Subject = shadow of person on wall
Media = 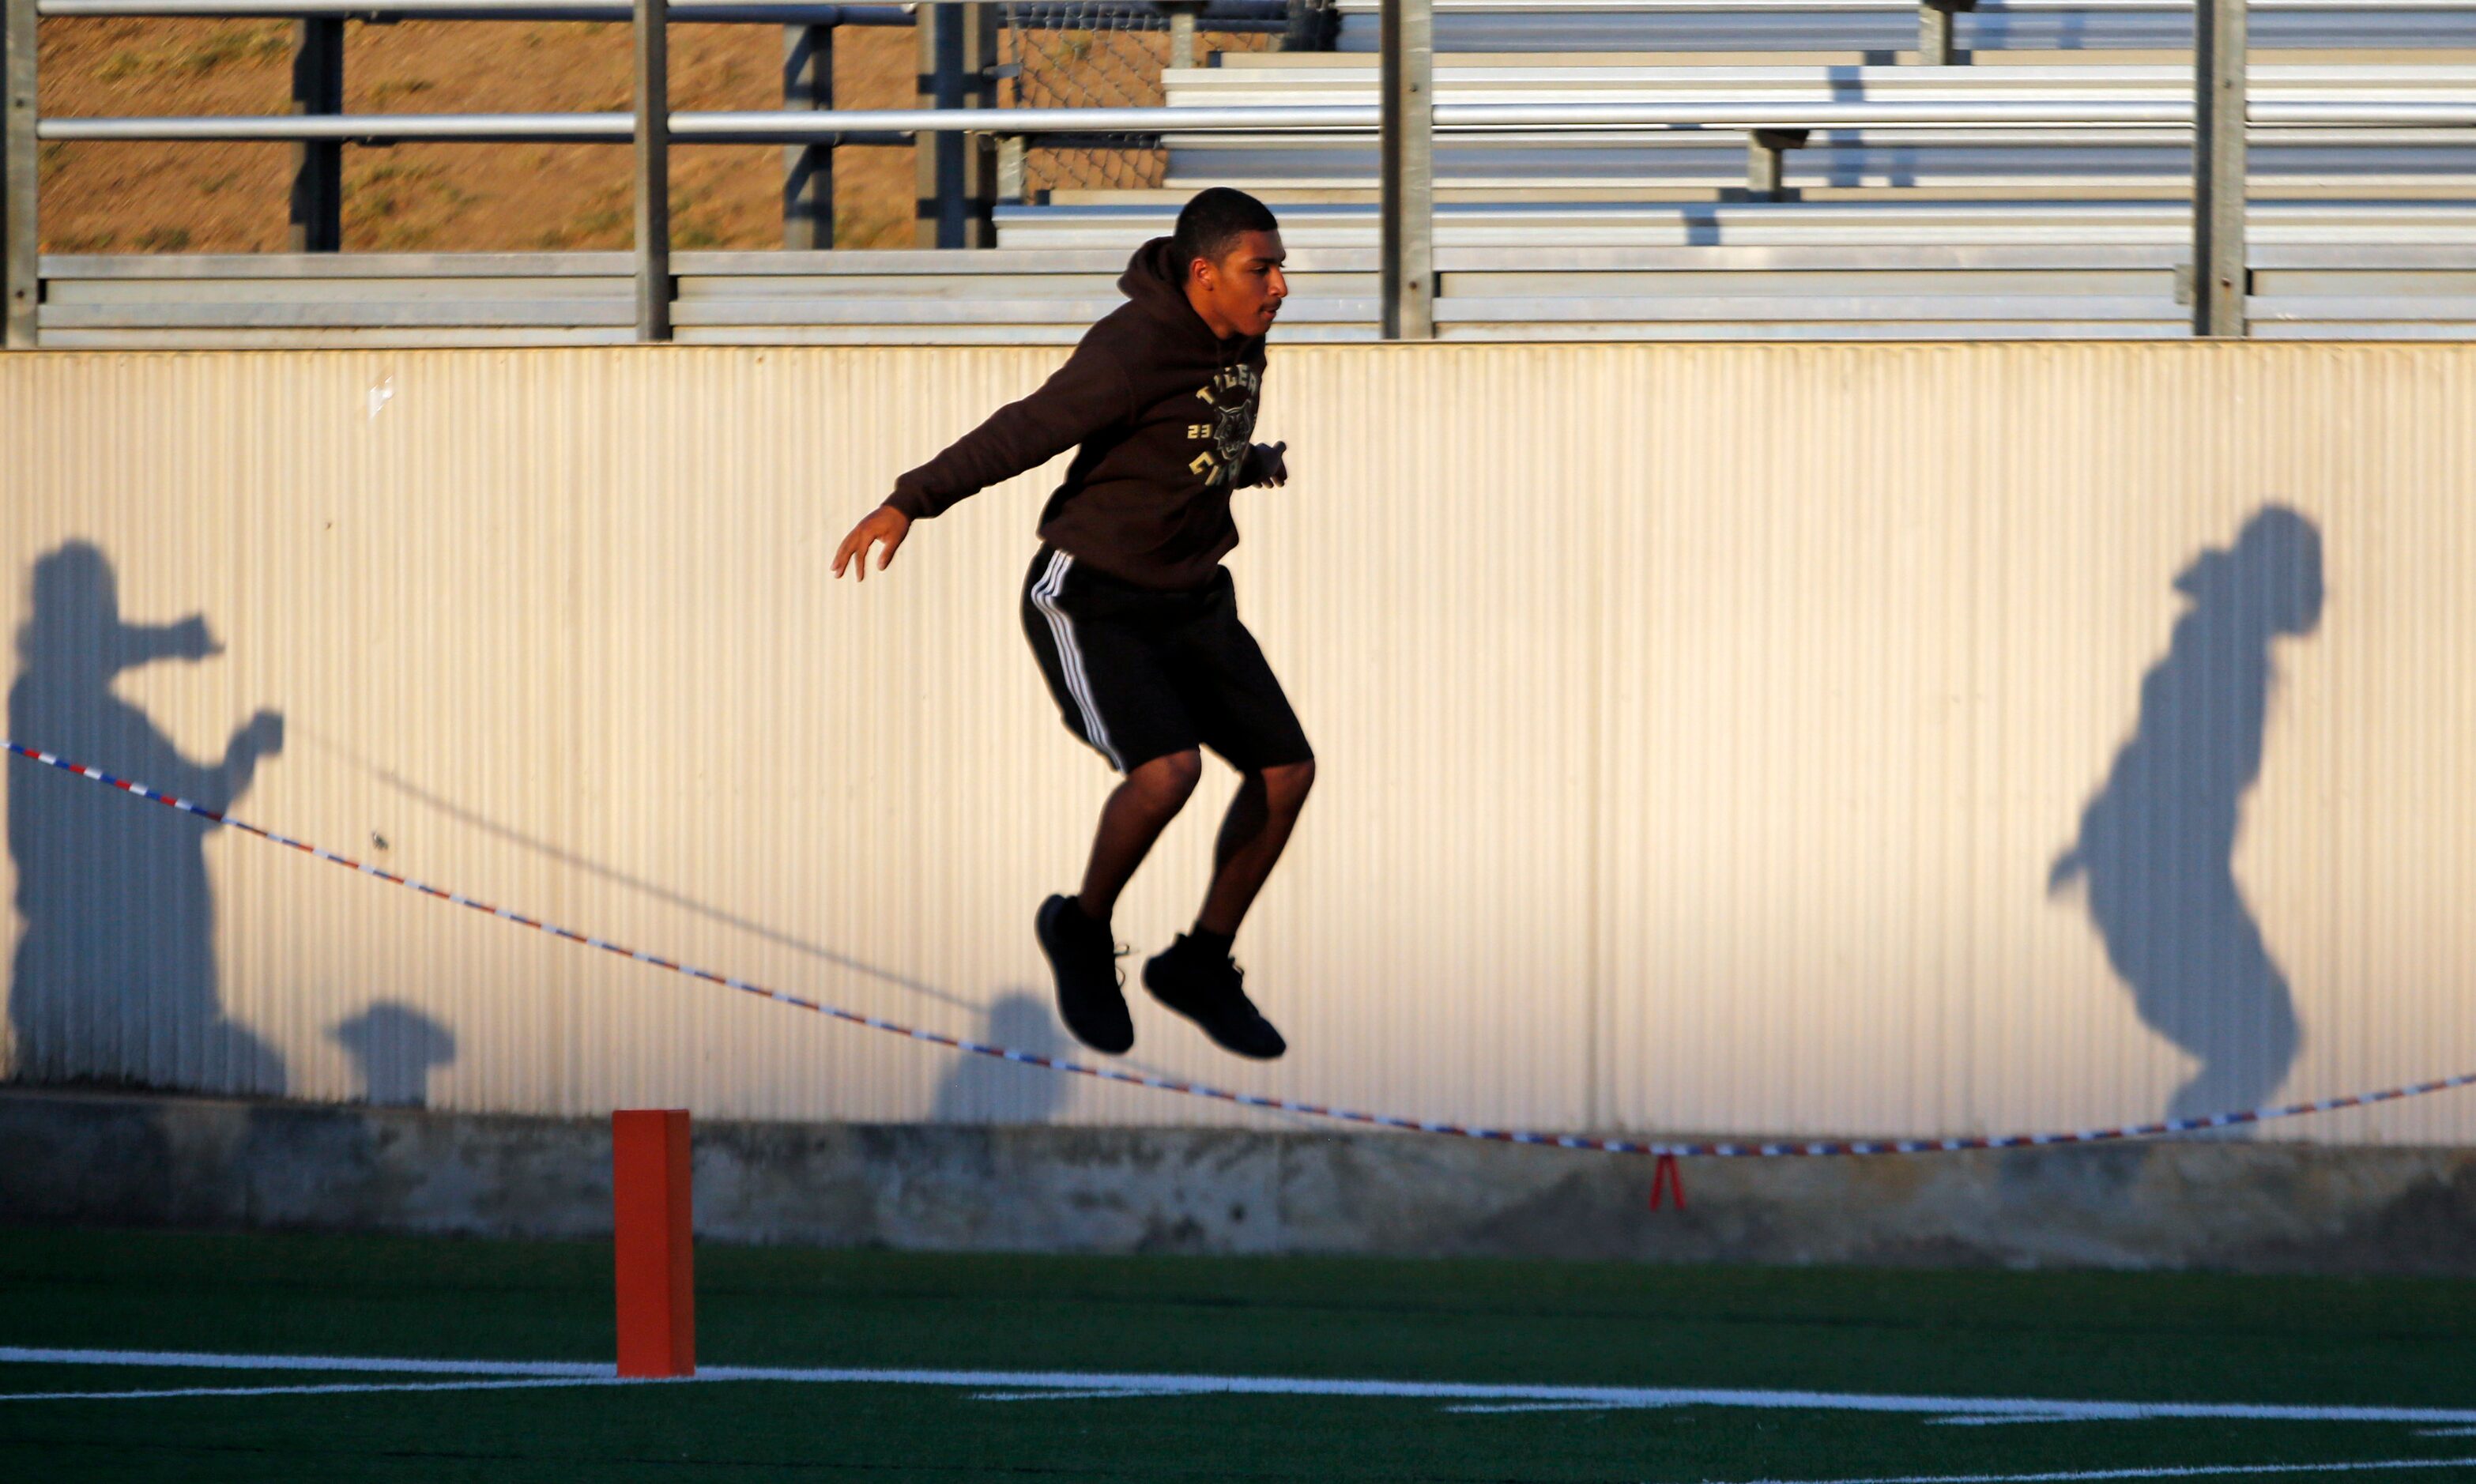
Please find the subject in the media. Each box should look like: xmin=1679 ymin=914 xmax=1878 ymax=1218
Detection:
xmin=2050 ymin=507 xmax=2324 ymax=1123
xmin=8 ymin=542 xmax=287 ymax=1092
xmin=330 ymin=1003 xmax=457 ymax=1107
xmin=932 ymin=991 xmax=1071 ymax=1124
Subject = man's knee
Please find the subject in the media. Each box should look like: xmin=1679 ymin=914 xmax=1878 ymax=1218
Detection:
xmin=1129 ymin=749 xmax=1204 ymax=809
xmin=1261 ymin=757 xmax=1315 ymax=812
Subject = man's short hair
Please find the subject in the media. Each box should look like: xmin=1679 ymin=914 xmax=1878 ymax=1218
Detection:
xmin=1172 ymin=188 xmax=1279 ymax=277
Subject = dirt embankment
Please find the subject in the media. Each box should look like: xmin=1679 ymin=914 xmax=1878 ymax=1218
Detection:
xmin=36 ymin=16 xmax=920 ymax=251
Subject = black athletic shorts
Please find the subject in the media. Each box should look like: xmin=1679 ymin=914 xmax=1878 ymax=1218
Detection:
xmin=1020 ymin=545 xmax=1313 ymax=775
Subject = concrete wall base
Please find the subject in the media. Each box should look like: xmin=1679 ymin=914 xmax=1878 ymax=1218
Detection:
xmin=5 ymin=1088 xmax=2473 ymax=1274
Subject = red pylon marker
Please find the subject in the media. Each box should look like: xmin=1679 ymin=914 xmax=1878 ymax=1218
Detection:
xmin=1647 ymin=1152 xmax=1688 ymax=1211
xmin=613 ymin=1109 xmax=695 ymax=1377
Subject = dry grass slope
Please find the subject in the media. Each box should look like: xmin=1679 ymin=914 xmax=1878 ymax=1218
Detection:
xmin=36 ymin=16 xmax=921 ymax=252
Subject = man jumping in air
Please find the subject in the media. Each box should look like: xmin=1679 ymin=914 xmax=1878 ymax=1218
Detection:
xmin=831 ymin=187 xmax=1312 ymax=1062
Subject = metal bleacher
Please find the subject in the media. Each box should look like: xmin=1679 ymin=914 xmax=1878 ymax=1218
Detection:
xmin=1156 ymin=55 xmax=2476 ymax=195
xmin=34 ymin=249 xmax=1228 ymax=348
xmin=989 ymin=198 xmax=2476 ymax=340
xmin=983 ymin=4 xmax=2476 ymax=341
xmin=30 ymin=2 xmax=2476 ymax=345
xmin=1324 ymin=0 xmax=2476 ymax=55
xmin=47 ymin=198 xmax=2476 ymax=347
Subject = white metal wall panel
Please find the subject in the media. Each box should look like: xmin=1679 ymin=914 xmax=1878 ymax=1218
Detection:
xmin=2 ymin=344 xmax=2472 ymax=1147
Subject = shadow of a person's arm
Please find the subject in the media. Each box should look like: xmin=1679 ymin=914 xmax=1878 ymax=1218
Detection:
xmin=111 ymin=613 xmax=219 ymax=672
xmin=110 ymin=612 xmax=285 ymax=814
xmin=210 ymin=710 xmax=285 ymax=815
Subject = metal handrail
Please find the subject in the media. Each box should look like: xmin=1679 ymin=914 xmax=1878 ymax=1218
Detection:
xmin=34 ymin=0 xmax=1297 ymax=16
xmin=1330 ymin=0 xmax=2476 ymax=11
xmin=35 ymin=0 xmax=914 ymax=14
xmin=38 ymin=97 xmax=2476 ymax=140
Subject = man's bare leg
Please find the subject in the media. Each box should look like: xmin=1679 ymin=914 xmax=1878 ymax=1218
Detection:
xmin=1076 ymin=749 xmax=1203 ymax=924
xmin=1140 ymin=759 xmax=1313 ymax=1060
xmin=1195 ymin=759 xmax=1316 ymax=937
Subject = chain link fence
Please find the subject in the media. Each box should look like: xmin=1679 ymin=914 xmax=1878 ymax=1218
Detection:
xmin=999 ymin=2 xmax=1332 ymax=196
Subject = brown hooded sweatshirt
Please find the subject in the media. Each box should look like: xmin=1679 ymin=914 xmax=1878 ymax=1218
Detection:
xmin=886 ymin=237 xmax=1269 ymax=592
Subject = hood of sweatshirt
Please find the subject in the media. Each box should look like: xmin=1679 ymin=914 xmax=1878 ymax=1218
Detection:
xmin=1119 ymin=236 xmax=1257 ymax=360
xmin=888 ymin=234 xmax=1272 ymax=590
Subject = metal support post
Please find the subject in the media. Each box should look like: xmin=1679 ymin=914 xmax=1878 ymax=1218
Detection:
xmin=782 ymin=21 xmax=832 ymax=248
xmin=1166 ymin=2 xmax=1202 ymax=70
xmin=1378 ymin=0 xmax=1431 ymax=341
xmin=635 ymin=0 xmax=671 ymax=340
xmin=996 ymin=134 xmax=1027 ymax=204
xmin=964 ymin=1 xmax=997 ymax=243
xmin=914 ymin=2 xmax=996 ymax=248
xmin=4 ymin=0 xmax=37 ymax=348
xmin=1918 ymin=0 xmax=1974 ymax=66
xmin=288 ymin=17 xmax=344 ymax=251
xmin=1747 ymin=129 xmax=1806 ymax=200
xmin=2192 ymin=0 xmax=2247 ymax=337
xmin=912 ymin=4 xmax=940 ymax=247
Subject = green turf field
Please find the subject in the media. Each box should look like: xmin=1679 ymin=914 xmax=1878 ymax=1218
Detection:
xmin=6 ymin=1225 xmax=2476 ymax=1482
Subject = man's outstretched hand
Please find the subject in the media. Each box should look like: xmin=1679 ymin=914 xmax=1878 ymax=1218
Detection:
xmin=833 ymin=503 xmax=913 ymax=581
xmin=1246 ymin=442 xmax=1290 ymax=488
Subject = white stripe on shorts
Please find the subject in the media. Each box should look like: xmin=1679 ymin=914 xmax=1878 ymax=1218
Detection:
xmin=1031 ymin=551 xmax=1125 ymax=770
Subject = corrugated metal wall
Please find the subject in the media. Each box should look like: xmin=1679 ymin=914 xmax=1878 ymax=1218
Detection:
xmin=3 ymin=344 xmax=2474 ymax=1145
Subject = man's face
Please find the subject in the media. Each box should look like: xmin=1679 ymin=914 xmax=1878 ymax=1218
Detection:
xmin=1191 ymin=229 xmax=1287 ymax=338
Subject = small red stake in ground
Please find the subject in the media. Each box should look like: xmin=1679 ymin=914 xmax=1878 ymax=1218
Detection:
xmin=613 ymin=1109 xmax=695 ymax=1377
xmin=1648 ymin=1153 xmax=1688 ymax=1211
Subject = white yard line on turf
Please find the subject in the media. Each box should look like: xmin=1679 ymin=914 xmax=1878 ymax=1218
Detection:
xmin=1930 ymin=1414 xmax=2109 ymax=1426
xmin=689 ymin=1369 xmax=2476 ymax=1426
xmin=6 ymin=1348 xmax=2476 ymax=1428
xmin=970 ymin=1389 xmax=1171 ymax=1402
xmin=0 ymin=1347 xmax=604 ymax=1378
xmin=0 ymin=1378 xmax=639 ymax=1403
xmin=1447 ymin=1402 xmax=1634 ymax=1414
xmin=1732 ymin=1460 xmax=2476 ymax=1484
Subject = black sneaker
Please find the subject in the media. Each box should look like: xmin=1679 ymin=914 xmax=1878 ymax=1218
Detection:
xmin=1142 ymin=936 xmax=1286 ymax=1060
xmin=1036 ymin=895 xmax=1132 ymax=1054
